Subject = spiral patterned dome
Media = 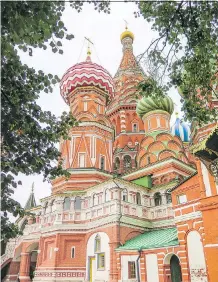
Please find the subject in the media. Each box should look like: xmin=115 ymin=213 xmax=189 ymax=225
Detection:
xmin=60 ymin=57 xmax=114 ymax=104
xmin=171 ymin=115 xmax=191 ymax=142
xmin=136 ymin=96 xmax=174 ymax=118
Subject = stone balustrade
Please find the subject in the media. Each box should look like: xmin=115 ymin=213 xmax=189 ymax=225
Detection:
xmin=121 ymin=201 xmax=173 ymax=220
xmin=20 ymin=200 xmax=174 ymax=235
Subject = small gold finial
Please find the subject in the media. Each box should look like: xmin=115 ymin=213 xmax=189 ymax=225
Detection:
xmin=85 ymin=37 xmax=93 ymax=57
xmin=87 ymin=46 xmax=91 ymax=56
xmin=31 ymin=182 xmax=34 ymax=193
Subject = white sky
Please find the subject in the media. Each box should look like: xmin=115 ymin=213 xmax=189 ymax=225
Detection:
xmin=12 ymin=2 xmax=182 ymax=216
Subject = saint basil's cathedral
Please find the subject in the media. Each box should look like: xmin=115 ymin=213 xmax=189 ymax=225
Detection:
xmin=1 ymin=27 xmax=218 ymax=282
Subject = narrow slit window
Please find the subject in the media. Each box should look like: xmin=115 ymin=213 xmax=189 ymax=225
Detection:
xmin=133 ymin=123 xmax=138 ymax=132
xmin=71 ymin=247 xmax=75 ymax=258
xmin=100 ymin=156 xmax=105 ymax=170
xmin=95 ymin=234 xmax=101 ymax=253
xmin=84 ymin=101 xmax=88 ymax=111
xmin=79 ymin=153 xmax=85 ymax=168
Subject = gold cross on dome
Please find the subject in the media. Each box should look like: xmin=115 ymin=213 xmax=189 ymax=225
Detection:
xmin=84 ymin=37 xmax=94 ymax=47
xmin=84 ymin=37 xmax=94 ymax=56
xmin=124 ymin=19 xmax=128 ymax=30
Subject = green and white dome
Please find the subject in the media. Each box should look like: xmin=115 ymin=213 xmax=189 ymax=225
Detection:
xmin=136 ymin=96 xmax=174 ymax=118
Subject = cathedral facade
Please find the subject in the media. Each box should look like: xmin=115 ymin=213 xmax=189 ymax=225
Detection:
xmin=1 ymin=28 xmax=218 ymax=282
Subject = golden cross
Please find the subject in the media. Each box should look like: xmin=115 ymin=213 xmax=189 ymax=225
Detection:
xmin=124 ymin=19 xmax=128 ymax=30
xmin=84 ymin=37 xmax=94 ymax=56
xmin=84 ymin=37 xmax=94 ymax=47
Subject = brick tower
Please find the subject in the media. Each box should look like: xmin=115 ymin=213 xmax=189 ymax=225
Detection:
xmin=52 ymin=47 xmax=115 ymax=193
xmin=106 ymin=27 xmax=146 ymax=175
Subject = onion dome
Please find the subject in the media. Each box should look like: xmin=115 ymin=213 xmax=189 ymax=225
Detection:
xmin=120 ymin=28 xmax=134 ymax=41
xmin=171 ymin=113 xmax=191 ymax=142
xmin=60 ymin=52 xmax=114 ymax=104
xmin=136 ymin=96 xmax=174 ymax=118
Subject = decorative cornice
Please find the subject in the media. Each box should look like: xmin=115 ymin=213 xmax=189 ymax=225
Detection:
xmin=142 ymin=110 xmax=170 ymax=120
xmin=122 ymin=157 xmax=196 ymax=180
xmin=79 ymin=121 xmax=114 ymax=132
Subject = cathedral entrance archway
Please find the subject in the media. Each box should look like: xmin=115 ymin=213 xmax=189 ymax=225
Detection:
xmin=163 ymin=253 xmax=182 ymax=282
xmin=170 ymin=255 xmax=182 ymax=282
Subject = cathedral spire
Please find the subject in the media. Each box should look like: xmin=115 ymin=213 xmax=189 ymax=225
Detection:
xmin=114 ymin=26 xmax=144 ymax=80
xmin=24 ymin=182 xmax=37 ymax=210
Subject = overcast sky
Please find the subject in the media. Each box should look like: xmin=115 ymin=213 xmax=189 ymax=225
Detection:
xmin=12 ymin=2 xmax=182 ymax=216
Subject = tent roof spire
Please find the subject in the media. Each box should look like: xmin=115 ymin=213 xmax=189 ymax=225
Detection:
xmin=24 ymin=182 xmax=37 ymax=210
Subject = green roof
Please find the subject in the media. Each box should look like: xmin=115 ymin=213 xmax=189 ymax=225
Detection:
xmin=131 ymin=175 xmax=152 ymax=188
xmin=117 ymin=228 xmax=178 ymax=250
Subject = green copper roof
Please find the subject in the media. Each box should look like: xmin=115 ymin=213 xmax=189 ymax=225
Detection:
xmin=131 ymin=175 xmax=152 ymax=188
xmin=117 ymin=228 xmax=178 ymax=250
xmin=136 ymin=96 xmax=174 ymax=118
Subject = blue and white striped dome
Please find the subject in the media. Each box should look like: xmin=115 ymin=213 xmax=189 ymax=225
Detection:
xmin=171 ymin=115 xmax=191 ymax=142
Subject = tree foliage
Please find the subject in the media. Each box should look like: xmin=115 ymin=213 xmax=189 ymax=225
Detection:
xmin=135 ymin=1 xmax=218 ymax=124
xmin=1 ymin=1 xmax=77 ymax=242
xmin=1 ymin=0 xmax=111 ymax=243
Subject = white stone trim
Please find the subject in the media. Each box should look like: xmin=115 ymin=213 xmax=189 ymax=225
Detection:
xmin=174 ymin=211 xmax=202 ymax=223
xmin=174 ymin=202 xmax=199 ymax=212
xmin=204 ymin=244 xmax=218 ymax=248
xmin=201 ymin=161 xmax=212 ymax=197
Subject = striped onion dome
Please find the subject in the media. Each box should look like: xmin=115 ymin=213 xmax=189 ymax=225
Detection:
xmin=136 ymin=96 xmax=174 ymax=118
xmin=60 ymin=56 xmax=114 ymax=104
xmin=171 ymin=115 xmax=191 ymax=142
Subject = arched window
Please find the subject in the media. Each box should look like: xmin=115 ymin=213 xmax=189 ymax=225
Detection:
xmin=166 ymin=193 xmax=172 ymax=204
xmin=154 ymin=192 xmax=162 ymax=206
xmin=114 ymin=157 xmax=120 ymax=170
xmin=147 ymin=156 xmax=151 ymax=164
xmin=93 ymin=194 xmax=99 ymax=206
xmin=63 ymin=197 xmax=71 ymax=211
xmin=136 ymin=192 xmax=141 ymax=205
xmin=124 ymin=155 xmax=132 ymax=171
xmin=105 ymin=189 xmax=110 ymax=202
xmin=44 ymin=202 xmax=48 ymax=214
xmin=100 ymin=156 xmax=105 ymax=170
xmin=84 ymin=101 xmax=88 ymax=111
xmin=95 ymin=234 xmax=101 ymax=253
xmin=74 ymin=197 xmax=81 ymax=210
xmin=122 ymin=189 xmax=128 ymax=202
xmin=51 ymin=200 xmax=55 ymax=212
xmin=132 ymin=123 xmax=138 ymax=132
